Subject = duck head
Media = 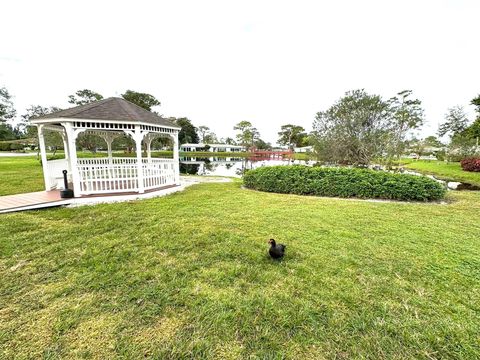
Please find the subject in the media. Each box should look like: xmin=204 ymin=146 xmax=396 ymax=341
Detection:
xmin=268 ymin=239 xmax=276 ymax=246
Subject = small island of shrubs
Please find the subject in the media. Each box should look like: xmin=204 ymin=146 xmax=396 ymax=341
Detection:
xmin=243 ymin=166 xmax=446 ymax=202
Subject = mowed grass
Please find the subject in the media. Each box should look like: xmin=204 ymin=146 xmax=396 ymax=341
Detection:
xmin=0 ymin=156 xmax=45 ymax=196
xmin=1 ymin=181 xmax=480 ymax=359
xmin=403 ymin=160 xmax=480 ymax=186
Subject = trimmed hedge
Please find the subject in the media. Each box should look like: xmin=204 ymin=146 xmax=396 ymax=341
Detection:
xmin=0 ymin=142 xmax=27 ymax=151
xmin=243 ymin=166 xmax=446 ymax=201
xmin=460 ymin=158 xmax=480 ymax=172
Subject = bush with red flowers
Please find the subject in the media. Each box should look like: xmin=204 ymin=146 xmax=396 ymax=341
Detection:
xmin=460 ymin=158 xmax=480 ymax=172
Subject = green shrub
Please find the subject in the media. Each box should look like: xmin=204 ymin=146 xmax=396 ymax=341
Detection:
xmin=243 ymin=166 xmax=446 ymax=201
xmin=0 ymin=142 xmax=11 ymax=151
xmin=0 ymin=141 xmax=27 ymax=151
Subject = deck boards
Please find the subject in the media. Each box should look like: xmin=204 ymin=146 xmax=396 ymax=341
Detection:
xmin=0 ymin=185 xmax=180 ymax=214
xmin=0 ymin=190 xmax=64 ymax=212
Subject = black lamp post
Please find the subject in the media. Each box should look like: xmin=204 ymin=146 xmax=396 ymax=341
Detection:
xmin=60 ymin=170 xmax=74 ymax=198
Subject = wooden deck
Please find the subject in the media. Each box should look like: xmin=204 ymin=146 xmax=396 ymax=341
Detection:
xmin=0 ymin=190 xmax=68 ymax=214
xmin=0 ymin=184 xmax=181 ymax=214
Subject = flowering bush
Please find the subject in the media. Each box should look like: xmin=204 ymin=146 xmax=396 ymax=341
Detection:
xmin=460 ymin=158 xmax=480 ymax=172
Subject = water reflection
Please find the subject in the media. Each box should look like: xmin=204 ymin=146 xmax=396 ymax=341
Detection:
xmin=179 ymin=156 xmax=312 ymax=177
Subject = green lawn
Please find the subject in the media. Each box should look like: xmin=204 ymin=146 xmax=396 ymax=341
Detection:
xmin=1 ymin=180 xmax=480 ymax=358
xmin=1 ymin=156 xmax=480 ymax=358
xmin=402 ymin=160 xmax=480 ymax=186
xmin=0 ymin=157 xmax=45 ymax=196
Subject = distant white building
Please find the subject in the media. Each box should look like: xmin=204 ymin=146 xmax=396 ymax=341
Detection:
xmin=293 ymin=146 xmax=313 ymax=153
xmin=180 ymin=143 xmax=246 ymax=152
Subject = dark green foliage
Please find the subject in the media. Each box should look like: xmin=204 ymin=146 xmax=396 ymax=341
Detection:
xmin=471 ymin=94 xmax=480 ymax=113
xmin=121 ymin=90 xmax=160 ymax=111
xmin=0 ymin=123 xmax=17 ymax=141
xmin=175 ymin=117 xmax=199 ymax=144
xmin=68 ymin=89 xmax=103 ymax=106
xmin=243 ymin=165 xmax=446 ymax=201
xmin=0 ymin=87 xmax=16 ymax=123
xmin=0 ymin=139 xmax=35 ymax=151
xmin=277 ymin=124 xmax=307 ymax=149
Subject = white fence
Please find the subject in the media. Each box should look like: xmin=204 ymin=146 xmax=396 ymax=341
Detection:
xmin=142 ymin=158 xmax=176 ymax=191
xmin=45 ymin=159 xmax=69 ymax=190
xmin=76 ymin=157 xmax=176 ymax=195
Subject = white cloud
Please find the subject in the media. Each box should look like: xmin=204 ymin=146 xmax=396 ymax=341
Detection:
xmin=1 ymin=0 xmax=479 ymax=144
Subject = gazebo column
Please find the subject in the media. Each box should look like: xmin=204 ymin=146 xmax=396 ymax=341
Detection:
xmin=172 ymin=132 xmax=180 ymax=185
xmin=60 ymin=131 xmax=71 ymax=173
xmin=64 ymin=123 xmax=82 ymax=197
xmin=133 ymin=125 xmax=145 ymax=193
xmin=37 ymin=125 xmax=50 ymax=190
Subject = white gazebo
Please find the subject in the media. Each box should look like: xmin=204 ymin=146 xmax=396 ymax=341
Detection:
xmin=30 ymin=97 xmax=181 ymax=198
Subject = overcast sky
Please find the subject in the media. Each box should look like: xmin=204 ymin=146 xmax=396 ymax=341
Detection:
xmin=1 ymin=0 xmax=479 ymax=144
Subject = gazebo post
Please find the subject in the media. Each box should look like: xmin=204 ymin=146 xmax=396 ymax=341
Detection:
xmin=172 ymin=132 xmax=180 ymax=185
xmin=134 ymin=125 xmax=145 ymax=193
xmin=64 ymin=123 xmax=81 ymax=197
xmin=37 ymin=125 xmax=50 ymax=190
xmin=60 ymin=131 xmax=71 ymax=174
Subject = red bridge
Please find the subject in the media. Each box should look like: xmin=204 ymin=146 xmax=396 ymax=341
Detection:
xmin=249 ymin=148 xmax=293 ymax=160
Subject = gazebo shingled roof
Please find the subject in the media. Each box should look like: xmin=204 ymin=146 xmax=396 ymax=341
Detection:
xmin=35 ymin=97 xmax=180 ymax=129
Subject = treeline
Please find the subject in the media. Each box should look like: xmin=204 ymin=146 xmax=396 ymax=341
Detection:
xmin=2 ymin=85 xmax=479 ymax=160
xmin=0 ymin=84 xmax=311 ymax=153
xmin=0 ymin=88 xmax=166 ymax=153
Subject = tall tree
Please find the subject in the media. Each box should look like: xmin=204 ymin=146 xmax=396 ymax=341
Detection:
xmin=121 ymin=90 xmax=160 ymax=111
xmin=471 ymin=94 xmax=480 ymax=113
xmin=224 ymin=137 xmax=236 ymax=145
xmin=438 ymin=106 xmax=469 ymax=138
xmin=204 ymin=131 xmax=217 ymax=144
xmin=20 ymin=105 xmax=64 ymax=155
xmin=254 ymin=138 xmax=272 ymax=150
xmin=312 ymin=89 xmax=392 ymax=165
xmin=174 ymin=117 xmax=199 ymax=144
xmin=388 ymin=90 xmax=424 ymax=159
xmin=234 ymin=121 xmax=259 ymax=149
xmin=68 ymin=89 xmax=103 ymax=106
xmin=466 ymin=118 xmax=480 ymax=149
xmin=198 ymin=125 xmax=210 ymax=143
xmin=277 ymin=124 xmax=307 ymax=149
xmin=423 ymin=135 xmax=444 ymax=148
xmin=0 ymin=87 xmax=16 ymax=123
xmin=0 ymin=87 xmax=17 ymax=141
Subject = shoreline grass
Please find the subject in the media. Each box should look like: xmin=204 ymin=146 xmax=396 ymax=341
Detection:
xmin=401 ymin=160 xmax=480 ymax=186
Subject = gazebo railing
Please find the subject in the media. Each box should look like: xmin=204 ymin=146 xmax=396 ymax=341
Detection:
xmin=75 ymin=157 xmax=176 ymax=195
xmin=45 ymin=159 xmax=69 ymax=190
xmin=77 ymin=157 xmax=138 ymax=165
xmin=142 ymin=159 xmax=176 ymax=190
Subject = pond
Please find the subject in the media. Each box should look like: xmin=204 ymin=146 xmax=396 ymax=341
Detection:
xmin=180 ymin=156 xmax=314 ymax=177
